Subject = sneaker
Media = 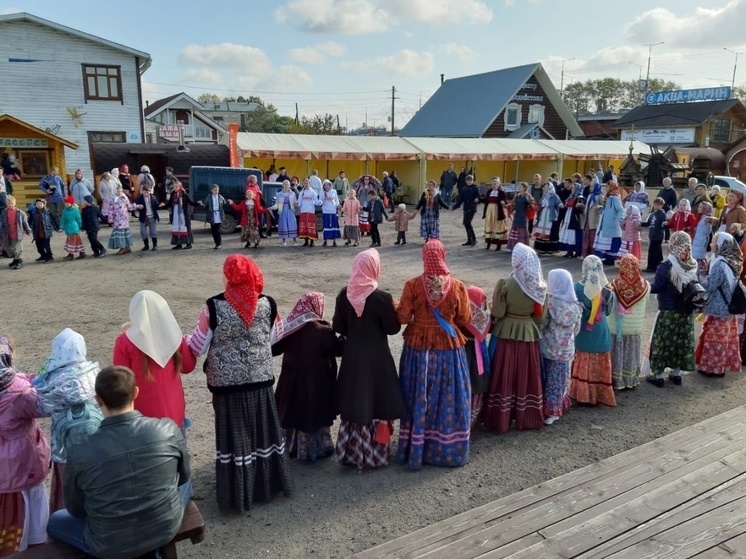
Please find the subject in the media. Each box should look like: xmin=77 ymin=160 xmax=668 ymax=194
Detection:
xmin=184 ymin=244 xmax=192 ymax=250
xmin=213 ymin=245 xmax=221 ymax=250
xmin=543 ymin=416 xmax=559 ymax=425
xmin=45 ymin=256 xmax=54 ymax=262
xmin=461 ymin=241 xmax=471 ymax=246
xmin=64 ymin=254 xmax=74 ymax=261
xmin=172 ymin=245 xmax=182 ymax=250
xmin=646 ymin=376 xmax=665 ymax=388
xmin=11 ymin=261 xmax=22 ymax=270
xmin=35 ymin=256 xmax=45 ymax=262
xmin=99 ymin=249 xmax=107 ymax=257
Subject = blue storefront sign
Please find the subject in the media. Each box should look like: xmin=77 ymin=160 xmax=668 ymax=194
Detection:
xmin=645 ymin=87 xmax=732 ymax=105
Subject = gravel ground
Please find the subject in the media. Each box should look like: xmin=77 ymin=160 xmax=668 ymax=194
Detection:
xmin=8 ymin=210 xmax=744 ymax=559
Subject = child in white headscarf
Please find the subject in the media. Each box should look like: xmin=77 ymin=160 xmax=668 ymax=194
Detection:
xmin=540 ymin=269 xmax=582 ymax=425
xmin=34 ymin=328 xmax=101 ymax=511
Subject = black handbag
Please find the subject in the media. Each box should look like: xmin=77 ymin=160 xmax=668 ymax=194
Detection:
xmin=718 ymin=281 xmax=746 ymax=315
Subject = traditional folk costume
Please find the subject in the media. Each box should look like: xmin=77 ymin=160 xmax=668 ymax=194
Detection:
xmin=594 ymin=183 xmax=624 ymax=265
xmin=460 ymin=286 xmax=492 ymax=429
xmin=558 ymin=184 xmax=585 ymax=258
xmin=534 ymin=185 xmax=561 ymax=254
xmin=396 ymin=240 xmax=472 ymax=470
xmin=332 ymin=249 xmax=405 ymax=470
xmin=618 ymin=205 xmax=642 ymax=260
xmin=648 ymin=232 xmax=697 ymax=386
xmin=298 ymin=187 xmax=319 ymax=241
xmin=540 ymin=270 xmax=582 ymax=424
xmin=669 ymin=200 xmax=697 ymax=234
xmin=692 ymin=202 xmax=714 ymax=283
xmin=60 ymin=199 xmax=85 ymax=257
xmin=608 ymin=255 xmax=650 ymax=390
xmin=167 ymin=185 xmax=198 ymax=249
xmin=320 ymin=184 xmax=341 ymax=242
xmin=230 ymin=195 xmax=262 ymax=249
xmin=273 ymin=292 xmax=343 ymax=461
xmin=482 ymin=184 xmax=508 ymax=249
xmin=415 ymin=191 xmax=449 ymax=241
xmin=0 ymin=335 xmax=51 ymax=556
xmin=507 ymin=191 xmax=533 ymax=250
xmin=107 ymin=192 xmax=138 ymax=251
xmin=696 ymin=233 xmax=743 ymax=377
xmin=276 ymin=189 xmax=298 ymax=242
xmin=188 ymin=255 xmax=292 ymax=513
xmin=483 ymin=243 xmax=547 ymax=433
xmin=570 ymin=256 xmax=617 ymax=407
xmin=581 ymin=182 xmax=603 ymax=257
xmin=342 ymin=195 xmax=361 ymax=245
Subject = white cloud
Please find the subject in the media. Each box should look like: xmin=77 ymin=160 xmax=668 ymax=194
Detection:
xmin=625 ymin=1 xmax=746 ymax=48
xmin=183 ymin=68 xmax=223 ymax=85
xmin=278 ymin=65 xmax=313 ymax=87
xmin=439 ymin=43 xmax=479 ymax=65
xmin=274 ymin=0 xmax=491 ymax=33
xmin=289 ymin=41 xmax=346 ymax=65
xmin=178 ymin=43 xmax=272 ymax=75
xmin=343 ymin=49 xmax=434 ymax=76
xmin=275 ymin=0 xmax=391 ymax=34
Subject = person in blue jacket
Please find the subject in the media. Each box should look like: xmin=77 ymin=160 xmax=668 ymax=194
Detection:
xmin=39 ymin=166 xmax=66 ymax=223
xmin=594 ymin=182 xmax=624 ymax=265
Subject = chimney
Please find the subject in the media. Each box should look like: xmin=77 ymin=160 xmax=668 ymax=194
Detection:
xmin=440 ymin=74 xmax=445 ymax=85
xmin=145 ymin=100 xmax=149 ymax=107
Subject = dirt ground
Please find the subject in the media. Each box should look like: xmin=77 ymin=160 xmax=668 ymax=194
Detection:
xmin=9 ymin=210 xmax=745 ymax=559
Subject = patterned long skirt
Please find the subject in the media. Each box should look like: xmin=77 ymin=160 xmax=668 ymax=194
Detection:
xmin=570 ymin=351 xmax=616 ymax=406
xmin=64 ymin=233 xmax=84 ymax=254
xmin=542 ymin=357 xmax=572 ymax=418
xmin=0 ymin=483 xmax=48 ymax=554
xmin=483 ymin=339 xmax=543 ymax=433
xmin=285 ymin=427 xmax=334 ymax=461
xmin=696 ymin=315 xmax=741 ymax=375
xmin=558 ymin=228 xmax=582 ymax=255
xmin=581 ymin=227 xmax=596 ymax=257
xmin=108 ymin=227 xmax=133 ymax=249
xmin=507 ymin=225 xmax=529 ymax=251
xmin=618 ymin=240 xmax=642 ymax=260
xmin=359 ymin=210 xmax=370 ymax=233
xmin=298 ymin=212 xmax=318 ymax=239
xmin=334 ymin=420 xmax=391 ymax=470
xmin=278 ymin=205 xmax=297 ymax=239
xmin=649 ymin=310 xmax=695 ymax=375
xmin=611 ymin=333 xmax=642 ymax=389
xmin=484 ymin=204 xmax=507 ymax=246
xmin=594 ymin=233 xmax=622 ymax=262
xmin=397 ymin=345 xmax=471 ymax=470
xmin=534 ymin=221 xmax=559 ymax=253
xmin=322 ymin=213 xmax=341 ymax=240
xmin=419 ymin=208 xmax=441 ymax=240
xmin=213 ymin=387 xmax=293 ymax=514
xmin=241 ymin=210 xmax=260 ymax=246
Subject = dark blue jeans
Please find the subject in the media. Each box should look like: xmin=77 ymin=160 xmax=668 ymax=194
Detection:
xmin=47 ymin=481 xmax=192 ymax=554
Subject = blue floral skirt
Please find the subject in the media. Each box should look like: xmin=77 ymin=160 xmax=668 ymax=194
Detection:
xmin=397 ymin=344 xmax=471 ymax=470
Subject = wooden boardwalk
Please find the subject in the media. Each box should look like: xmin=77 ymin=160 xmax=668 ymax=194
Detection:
xmin=352 ymin=405 xmax=746 ymax=559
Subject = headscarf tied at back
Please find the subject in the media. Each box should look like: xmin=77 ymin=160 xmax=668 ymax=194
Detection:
xmin=611 ymin=254 xmax=649 ymax=310
xmin=224 ymin=254 xmax=264 ymax=327
xmin=510 ymin=243 xmax=547 ymax=316
xmin=540 ymin=184 xmax=556 ymax=208
xmin=0 ymin=334 xmax=14 ymax=394
xmin=466 ymin=286 xmax=491 ymax=375
xmin=347 ymin=249 xmax=380 ymax=317
xmin=36 ymin=328 xmax=88 ymax=382
xmin=421 ymin=239 xmax=452 ymax=310
xmin=548 ymin=269 xmax=576 ymax=303
xmin=712 ymin=232 xmax=743 ymax=291
xmin=126 ymin=290 xmax=183 ymax=368
xmin=282 ymin=292 xmax=325 ymax=340
xmin=581 ymin=255 xmax=609 ymax=330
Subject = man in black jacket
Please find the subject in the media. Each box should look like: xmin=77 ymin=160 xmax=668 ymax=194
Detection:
xmin=47 ymin=366 xmax=191 ymax=559
xmin=439 ymin=163 xmax=458 ymax=206
xmin=451 ymin=174 xmax=481 ymax=246
xmin=80 ymin=195 xmax=106 ymax=257
xmin=657 ymin=177 xmax=678 ymax=242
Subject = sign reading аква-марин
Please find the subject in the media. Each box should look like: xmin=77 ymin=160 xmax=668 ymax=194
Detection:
xmin=645 ymin=87 xmax=731 ymax=105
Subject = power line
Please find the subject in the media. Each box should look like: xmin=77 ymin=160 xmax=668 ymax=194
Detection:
xmin=143 ymin=80 xmax=389 ymax=96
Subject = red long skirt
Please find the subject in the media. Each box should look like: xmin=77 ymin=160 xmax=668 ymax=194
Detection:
xmin=298 ymin=212 xmax=318 ymax=239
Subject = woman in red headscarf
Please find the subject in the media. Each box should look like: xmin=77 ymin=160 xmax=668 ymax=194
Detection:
xmin=272 ymin=292 xmax=343 ymax=461
xmin=459 ymin=286 xmax=492 ymax=429
xmin=332 ymin=249 xmax=405 ymax=470
xmin=396 ymin=240 xmax=472 ymax=470
xmin=188 ymin=254 xmax=292 ymax=513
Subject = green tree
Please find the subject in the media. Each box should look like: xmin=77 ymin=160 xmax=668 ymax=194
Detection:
xmin=562 ymin=78 xmax=681 ymax=115
xmin=197 ymin=92 xmax=221 ymax=104
xmin=291 ymin=113 xmax=343 ymax=135
xmin=241 ymin=103 xmax=295 ymax=133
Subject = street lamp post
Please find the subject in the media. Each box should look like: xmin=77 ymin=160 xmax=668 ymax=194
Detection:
xmin=724 ymin=47 xmax=742 ymax=93
xmin=560 ymin=57 xmax=575 ymax=97
xmin=643 ymin=42 xmax=664 ymax=100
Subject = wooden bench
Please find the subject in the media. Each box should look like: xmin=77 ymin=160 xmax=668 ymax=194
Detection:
xmin=10 ymin=500 xmax=205 ymax=559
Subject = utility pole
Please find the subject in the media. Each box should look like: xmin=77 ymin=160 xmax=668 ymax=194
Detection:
xmin=559 ymin=58 xmax=575 ymax=97
xmin=391 ymin=86 xmax=396 ymax=136
xmin=294 ymin=103 xmax=299 ymax=124
xmin=643 ymin=42 xmax=664 ymax=101
xmin=724 ymin=47 xmax=742 ymax=93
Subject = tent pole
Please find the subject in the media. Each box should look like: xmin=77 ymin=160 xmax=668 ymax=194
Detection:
xmin=558 ymin=154 xmax=564 ymax=178
xmin=306 ymin=160 xmax=311 ymax=178
xmin=515 ymin=160 xmax=520 ymax=186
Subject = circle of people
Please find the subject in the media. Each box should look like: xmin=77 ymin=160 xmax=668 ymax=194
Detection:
xmin=3 ymin=180 xmax=745 ymax=552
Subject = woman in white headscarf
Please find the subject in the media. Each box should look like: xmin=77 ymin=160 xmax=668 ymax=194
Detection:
xmin=540 ymin=269 xmax=582 ymax=425
xmin=569 ymin=255 xmax=616 ymax=407
xmin=483 ymin=242 xmax=547 ymax=433
xmin=98 ymin=171 xmax=115 ymax=225
xmin=113 ymin=290 xmax=196 ymax=428
xmin=625 ymin=180 xmax=650 ymax=221
xmin=533 ymin=183 xmax=561 ymax=254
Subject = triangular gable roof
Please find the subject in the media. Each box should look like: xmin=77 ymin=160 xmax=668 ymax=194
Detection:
xmin=0 ymin=12 xmax=151 ymax=73
xmin=399 ymin=63 xmax=582 ymax=138
xmin=612 ymin=99 xmax=746 ymax=129
xmin=0 ymin=114 xmax=78 ymax=149
xmin=144 ymin=92 xmax=227 ymax=133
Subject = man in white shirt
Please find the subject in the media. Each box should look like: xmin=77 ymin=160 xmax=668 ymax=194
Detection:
xmin=199 ymin=184 xmax=228 ymax=250
xmin=309 ymin=170 xmax=323 ymax=198
xmin=0 ymin=168 xmax=11 ymax=194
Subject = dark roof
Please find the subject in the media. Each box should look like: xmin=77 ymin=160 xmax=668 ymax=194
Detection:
xmin=91 ymin=143 xmax=229 ymax=176
xmin=143 ymin=93 xmax=181 ymax=117
xmin=612 ymin=99 xmax=745 ymax=128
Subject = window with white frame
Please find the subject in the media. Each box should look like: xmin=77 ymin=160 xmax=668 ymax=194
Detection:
xmin=504 ymin=103 xmax=521 ymax=131
xmin=527 ymin=104 xmax=545 ymax=127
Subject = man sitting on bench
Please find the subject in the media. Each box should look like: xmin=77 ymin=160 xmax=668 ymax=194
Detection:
xmin=46 ymin=366 xmax=191 ymax=559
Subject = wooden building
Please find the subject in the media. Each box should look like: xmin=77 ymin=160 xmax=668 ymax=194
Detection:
xmin=399 ymin=63 xmax=583 ymax=140
xmin=0 ymin=114 xmax=78 ymax=208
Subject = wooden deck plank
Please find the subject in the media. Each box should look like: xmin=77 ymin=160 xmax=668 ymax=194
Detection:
xmin=714 ymin=532 xmax=746 ymax=557
xmin=351 ymin=406 xmax=746 ymax=559
xmin=576 ymin=475 xmax=746 ymax=559
xmin=420 ymin=445 xmax=746 ymax=559
xmin=604 ymin=495 xmax=746 ymax=558
xmin=501 ymin=455 xmax=746 ymax=559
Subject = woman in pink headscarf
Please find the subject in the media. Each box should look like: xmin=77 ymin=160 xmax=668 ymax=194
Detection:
xmin=396 ymin=240 xmax=472 ymax=470
xmin=332 ymin=249 xmax=405 ymax=470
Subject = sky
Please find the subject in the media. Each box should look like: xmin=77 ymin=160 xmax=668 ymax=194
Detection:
xmin=3 ymin=0 xmax=746 ymax=130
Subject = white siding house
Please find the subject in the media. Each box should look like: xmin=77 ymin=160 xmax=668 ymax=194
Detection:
xmin=143 ymin=92 xmax=227 ymax=145
xmin=0 ymin=12 xmax=150 ymax=177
